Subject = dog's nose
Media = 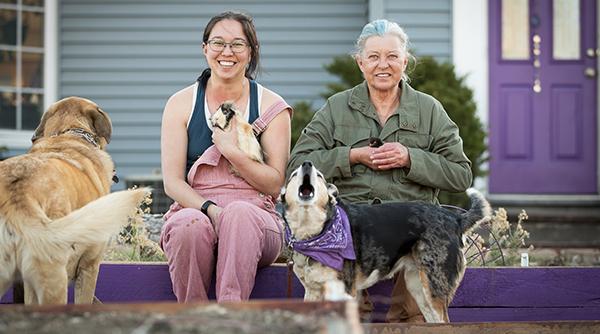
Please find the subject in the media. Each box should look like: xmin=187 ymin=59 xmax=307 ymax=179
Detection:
xmin=302 ymin=161 xmax=313 ymax=168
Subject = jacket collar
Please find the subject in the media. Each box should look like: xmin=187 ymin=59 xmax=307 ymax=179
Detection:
xmin=348 ymin=80 xmax=421 ymax=138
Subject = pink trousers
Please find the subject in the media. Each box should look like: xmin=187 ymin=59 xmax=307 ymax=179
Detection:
xmin=160 ymin=201 xmax=282 ymax=302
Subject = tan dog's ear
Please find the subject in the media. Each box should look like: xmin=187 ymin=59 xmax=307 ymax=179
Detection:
xmin=91 ymin=107 xmax=112 ymax=144
xmin=31 ymin=110 xmax=52 ymax=143
xmin=327 ymin=183 xmax=338 ymax=205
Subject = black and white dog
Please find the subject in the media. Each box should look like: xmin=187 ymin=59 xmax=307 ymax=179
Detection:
xmin=282 ymin=161 xmax=491 ymax=323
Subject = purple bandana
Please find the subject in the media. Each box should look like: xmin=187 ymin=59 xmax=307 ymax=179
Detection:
xmin=285 ymin=205 xmax=356 ymax=271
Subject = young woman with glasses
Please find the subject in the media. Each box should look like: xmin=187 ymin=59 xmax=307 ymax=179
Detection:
xmin=159 ymin=11 xmax=292 ymax=302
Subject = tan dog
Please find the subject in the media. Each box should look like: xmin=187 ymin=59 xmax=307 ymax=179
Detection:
xmin=210 ymin=101 xmax=263 ymax=165
xmin=282 ymin=161 xmax=491 ymax=322
xmin=0 ymin=96 xmax=149 ymax=305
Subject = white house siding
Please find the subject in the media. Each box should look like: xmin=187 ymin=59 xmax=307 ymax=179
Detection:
xmin=382 ymin=0 xmax=453 ymax=62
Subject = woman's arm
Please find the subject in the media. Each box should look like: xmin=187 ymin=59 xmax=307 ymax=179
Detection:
xmin=161 ymin=86 xmax=213 ymax=210
xmin=403 ymin=101 xmax=473 ymax=192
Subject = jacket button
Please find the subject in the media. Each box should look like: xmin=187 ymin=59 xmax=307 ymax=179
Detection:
xmin=259 ymin=192 xmax=265 ymax=198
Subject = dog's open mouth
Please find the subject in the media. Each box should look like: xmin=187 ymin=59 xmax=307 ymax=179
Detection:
xmin=298 ymin=173 xmax=315 ymax=201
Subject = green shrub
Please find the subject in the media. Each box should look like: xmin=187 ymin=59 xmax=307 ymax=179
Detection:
xmin=290 ymin=101 xmax=315 ymax=148
xmin=321 ymin=55 xmax=362 ymax=98
xmin=291 ymin=55 xmax=487 ymax=207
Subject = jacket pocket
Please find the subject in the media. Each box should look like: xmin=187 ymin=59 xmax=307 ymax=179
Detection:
xmin=333 ymin=126 xmax=371 ymax=147
xmin=393 ymin=131 xmax=433 ymax=150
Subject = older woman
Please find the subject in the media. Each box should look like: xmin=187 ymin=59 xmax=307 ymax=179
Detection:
xmin=288 ymin=19 xmax=472 ymax=322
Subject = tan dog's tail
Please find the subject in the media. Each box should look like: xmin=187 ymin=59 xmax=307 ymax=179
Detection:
xmin=25 ymin=188 xmax=150 ymax=262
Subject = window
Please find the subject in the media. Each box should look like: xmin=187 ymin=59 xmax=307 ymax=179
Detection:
xmin=0 ymin=0 xmax=44 ymax=131
xmin=553 ymin=0 xmax=580 ymax=60
xmin=501 ymin=0 xmax=530 ymax=60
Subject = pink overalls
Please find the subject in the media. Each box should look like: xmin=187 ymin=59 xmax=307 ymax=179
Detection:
xmin=160 ymin=101 xmax=290 ymax=302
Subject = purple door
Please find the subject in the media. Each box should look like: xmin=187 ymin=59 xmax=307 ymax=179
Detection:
xmin=489 ymin=0 xmax=598 ymax=194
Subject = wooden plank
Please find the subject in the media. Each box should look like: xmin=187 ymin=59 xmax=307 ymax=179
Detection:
xmin=453 ymin=268 xmax=600 ymax=307
xmin=3 ymin=265 xmax=600 ymax=323
xmin=448 ymin=307 xmax=600 ymax=322
xmin=366 ymin=321 xmax=600 ymax=334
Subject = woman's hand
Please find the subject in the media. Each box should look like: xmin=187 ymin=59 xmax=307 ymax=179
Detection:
xmin=212 ymin=117 xmax=239 ymax=157
xmin=370 ymin=142 xmax=411 ymax=170
xmin=350 ymin=146 xmax=378 ymax=169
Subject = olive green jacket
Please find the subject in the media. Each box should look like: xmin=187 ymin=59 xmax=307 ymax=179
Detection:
xmin=288 ymin=81 xmax=472 ymax=204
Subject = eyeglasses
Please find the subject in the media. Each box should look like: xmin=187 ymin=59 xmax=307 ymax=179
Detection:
xmin=206 ymin=39 xmax=249 ymax=53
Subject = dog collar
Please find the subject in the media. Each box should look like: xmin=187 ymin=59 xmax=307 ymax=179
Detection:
xmin=284 ymin=205 xmax=356 ymax=271
xmin=52 ymin=128 xmax=100 ymax=148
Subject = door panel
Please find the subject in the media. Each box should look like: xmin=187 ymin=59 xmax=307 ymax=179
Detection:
xmin=501 ymin=86 xmax=533 ymax=159
xmin=551 ymin=86 xmax=581 ymax=159
xmin=489 ymin=0 xmax=598 ymax=194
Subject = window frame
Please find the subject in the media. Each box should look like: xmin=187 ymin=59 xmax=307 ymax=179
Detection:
xmin=0 ymin=0 xmax=56 ymax=149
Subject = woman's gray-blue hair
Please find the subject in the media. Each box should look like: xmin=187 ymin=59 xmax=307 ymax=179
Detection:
xmin=354 ymin=19 xmax=415 ymax=81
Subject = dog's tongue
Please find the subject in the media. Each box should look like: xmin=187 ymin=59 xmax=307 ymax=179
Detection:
xmin=299 ymin=173 xmax=314 ymax=199
xmin=300 ymin=186 xmax=313 ymax=198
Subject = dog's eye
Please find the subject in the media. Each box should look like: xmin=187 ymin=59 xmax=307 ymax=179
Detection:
xmin=317 ymin=173 xmax=324 ymax=179
xmin=291 ymin=171 xmax=297 ymax=178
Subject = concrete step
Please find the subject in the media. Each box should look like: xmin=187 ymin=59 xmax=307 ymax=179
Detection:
xmin=490 ymin=200 xmax=600 ymax=247
xmin=365 ymin=322 xmax=600 ymax=334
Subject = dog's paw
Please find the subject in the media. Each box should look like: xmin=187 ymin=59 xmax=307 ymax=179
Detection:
xmin=323 ymin=280 xmax=351 ymax=302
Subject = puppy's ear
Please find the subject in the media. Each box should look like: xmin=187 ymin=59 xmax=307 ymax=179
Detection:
xmin=223 ymin=102 xmax=236 ymax=122
xmin=91 ymin=107 xmax=112 ymax=144
xmin=327 ymin=183 xmax=338 ymax=205
xmin=31 ymin=109 xmax=52 ymax=142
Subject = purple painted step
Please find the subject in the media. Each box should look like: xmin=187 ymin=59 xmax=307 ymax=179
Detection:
xmin=3 ymin=264 xmax=600 ymax=322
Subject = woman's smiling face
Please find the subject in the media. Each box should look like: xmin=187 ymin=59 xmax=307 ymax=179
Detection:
xmin=203 ymin=19 xmax=251 ymax=80
xmin=356 ymin=34 xmax=408 ymax=93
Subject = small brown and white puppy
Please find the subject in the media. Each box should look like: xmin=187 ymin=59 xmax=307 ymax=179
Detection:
xmin=210 ymin=101 xmax=263 ymax=165
xmin=0 ymin=96 xmax=150 ymax=305
xmin=282 ymin=161 xmax=492 ymax=323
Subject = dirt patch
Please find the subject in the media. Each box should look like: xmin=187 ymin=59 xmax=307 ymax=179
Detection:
xmin=0 ymin=303 xmax=355 ymax=334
